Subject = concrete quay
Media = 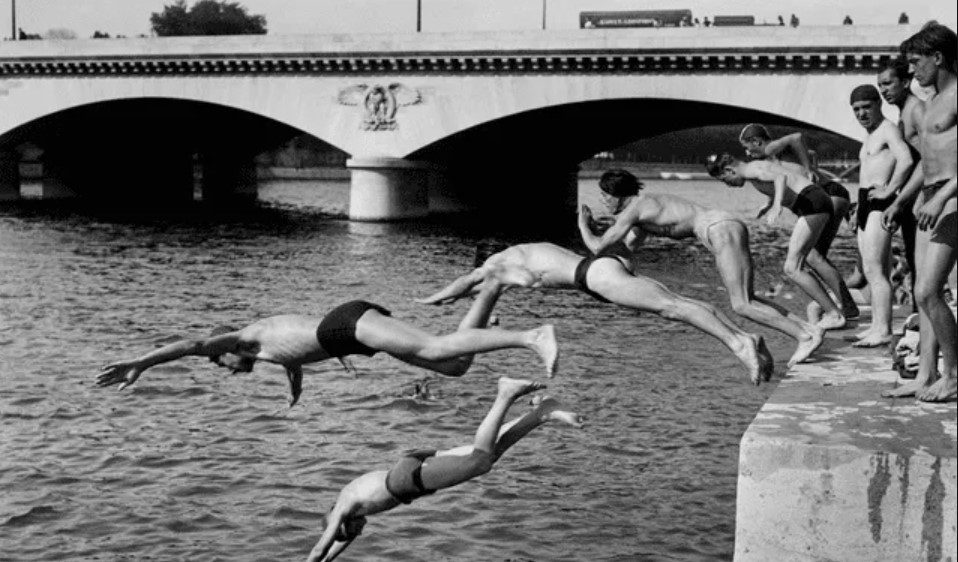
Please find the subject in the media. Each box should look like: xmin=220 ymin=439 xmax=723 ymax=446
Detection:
xmin=735 ymin=327 xmax=957 ymax=561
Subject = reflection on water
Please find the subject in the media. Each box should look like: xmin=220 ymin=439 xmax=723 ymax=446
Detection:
xmin=0 ymin=179 xmax=860 ymax=561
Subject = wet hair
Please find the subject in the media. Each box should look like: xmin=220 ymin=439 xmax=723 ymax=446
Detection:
xmin=738 ymin=123 xmax=771 ymax=143
xmin=900 ymin=21 xmax=958 ymax=71
xmin=598 ymin=169 xmax=642 ymax=197
xmin=849 ymin=84 xmax=882 ymax=105
xmin=878 ymin=56 xmax=911 ymax=82
xmin=705 ymin=153 xmax=738 ymax=177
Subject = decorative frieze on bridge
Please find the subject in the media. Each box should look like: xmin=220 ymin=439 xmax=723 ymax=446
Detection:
xmin=0 ymin=46 xmax=899 ymax=77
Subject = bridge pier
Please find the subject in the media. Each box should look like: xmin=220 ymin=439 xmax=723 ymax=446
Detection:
xmin=347 ymin=157 xmax=430 ymax=221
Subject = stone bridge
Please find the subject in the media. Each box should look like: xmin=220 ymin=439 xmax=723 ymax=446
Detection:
xmin=0 ymin=25 xmax=914 ymax=219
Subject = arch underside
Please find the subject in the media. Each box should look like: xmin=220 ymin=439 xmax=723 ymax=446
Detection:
xmin=410 ymin=97 xmax=842 ymax=168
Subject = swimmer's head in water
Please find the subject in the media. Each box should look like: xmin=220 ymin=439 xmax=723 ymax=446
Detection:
xmin=705 ymin=153 xmax=745 ymax=187
xmin=877 ymin=57 xmax=911 ymax=105
xmin=598 ymin=169 xmax=641 ymax=214
xmin=900 ymin=22 xmax=957 ymax=88
xmin=738 ymin=124 xmax=771 ymax=158
xmin=208 ymin=325 xmax=255 ymax=374
xmin=849 ymin=85 xmax=883 ymax=131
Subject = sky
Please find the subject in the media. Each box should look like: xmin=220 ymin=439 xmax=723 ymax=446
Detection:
xmin=1 ymin=0 xmax=955 ymax=40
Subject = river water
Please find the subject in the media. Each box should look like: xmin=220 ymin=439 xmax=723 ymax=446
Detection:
xmin=0 ymin=178 xmax=861 ymax=561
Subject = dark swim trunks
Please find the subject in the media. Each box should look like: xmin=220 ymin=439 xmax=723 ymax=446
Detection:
xmin=923 ymin=180 xmax=957 ymax=247
xmin=385 ymin=449 xmax=438 ymax=504
xmin=574 ymin=255 xmax=619 ymax=303
xmin=856 ymin=187 xmax=895 ymax=230
xmin=817 ymin=180 xmax=850 ymax=202
xmin=790 ymin=184 xmax=834 ymax=217
xmin=316 ymin=300 xmax=391 ymax=358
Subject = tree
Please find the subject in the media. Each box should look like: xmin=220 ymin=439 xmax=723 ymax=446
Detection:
xmin=150 ymin=0 xmax=267 ymax=37
xmin=92 ymin=31 xmax=111 ymax=39
xmin=899 ymin=12 xmax=910 ymax=24
xmin=45 ymin=28 xmax=78 ymax=40
xmin=842 ymin=15 xmax=853 ymax=25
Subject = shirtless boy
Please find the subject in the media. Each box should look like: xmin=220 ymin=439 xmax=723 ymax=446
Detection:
xmin=305 ymin=377 xmax=582 ymax=562
xmin=877 ymin=57 xmax=925 ymax=307
xmin=706 ymin=153 xmax=848 ymax=331
xmin=578 ymin=169 xmax=822 ymax=367
xmin=850 ymin=84 xmax=914 ymax=347
xmin=883 ymin=22 xmax=958 ymax=402
xmin=416 ymin=242 xmax=769 ymax=384
xmin=739 ymin=123 xmax=859 ymax=318
xmin=96 ymin=287 xmax=559 ymax=406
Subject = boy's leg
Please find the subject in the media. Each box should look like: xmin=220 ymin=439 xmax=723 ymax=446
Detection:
xmin=916 ymin=206 xmax=957 ymax=402
xmin=819 ymin=197 xmax=860 ymax=318
xmin=492 ymin=396 xmax=583 ymax=459
xmin=456 ymin=278 xmax=504 ymax=331
xmin=785 ymin=215 xmax=845 ymax=329
xmin=882 ymin=209 xmax=957 ymax=401
xmin=357 ymin=311 xmax=558 ymax=377
xmin=711 ymin=227 xmax=812 ymax=341
xmin=854 ymin=211 xmax=894 ymax=346
xmin=586 ymin=259 xmax=763 ymax=384
xmin=416 ymin=268 xmax=486 ymax=305
xmin=418 ymin=378 xmax=544 ymax=490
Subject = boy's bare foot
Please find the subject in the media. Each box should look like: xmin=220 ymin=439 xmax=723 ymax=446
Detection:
xmin=733 ymin=335 xmax=762 ymax=385
xmin=788 ymin=328 xmax=824 ymax=368
xmin=527 ymin=324 xmax=559 ymax=377
xmin=531 ymin=396 xmax=585 ymax=428
xmin=918 ymin=377 xmax=958 ymax=403
xmin=498 ymin=377 xmax=546 ymax=400
xmin=817 ymin=311 xmax=847 ymax=331
xmin=882 ymin=380 xmax=923 ymax=398
xmin=851 ymin=333 xmax=892 ymax=348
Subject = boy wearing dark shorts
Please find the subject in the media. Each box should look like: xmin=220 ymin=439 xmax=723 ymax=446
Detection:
xmin=707 ymin=153 xmax=848 ymax=330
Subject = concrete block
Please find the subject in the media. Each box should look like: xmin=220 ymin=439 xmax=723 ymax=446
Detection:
xmin=736 ymin=349 xmax=957 ymax=561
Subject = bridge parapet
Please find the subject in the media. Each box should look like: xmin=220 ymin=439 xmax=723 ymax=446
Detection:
xmin=0 ymin=25 xmax=912 ymax=77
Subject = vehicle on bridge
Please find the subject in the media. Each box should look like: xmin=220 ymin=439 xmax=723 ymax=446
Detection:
xmin=580 ymin=10 xmax=692 ymax=29
xmin=713 ymin=15 xmax=756 ymax=27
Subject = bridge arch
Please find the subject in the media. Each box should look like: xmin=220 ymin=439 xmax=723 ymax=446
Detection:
xmin=0 ymin=97 xmax=346 ymax=205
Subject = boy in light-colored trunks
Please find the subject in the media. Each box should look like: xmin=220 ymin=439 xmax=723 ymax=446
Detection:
xmin=96 ymin=286 xmax=559 ymax=406
xmin=707 ymin=153 xmax=849 ymax=332
xmin=416 ymin=241 xmax=770 ymax=384
xmin=306 ymin=377 xmax=583 ymax=562
xmin=578 ymin=169 xmax=822 ymax=368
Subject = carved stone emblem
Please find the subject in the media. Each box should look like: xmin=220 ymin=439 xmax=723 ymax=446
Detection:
xmin=337 ymin=83 xmax=423 ymax=131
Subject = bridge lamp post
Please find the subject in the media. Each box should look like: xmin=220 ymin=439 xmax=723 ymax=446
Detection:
xmin=416 ymin=0 xmax=421 ymax=32
xmin=542 ymin=0 xmax=546 ymax=30
xmin=10 ymin=0 xmax=16 ymax=41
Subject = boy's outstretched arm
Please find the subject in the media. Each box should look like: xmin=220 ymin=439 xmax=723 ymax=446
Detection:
xmin=96 ymin=331 xmax=242 ymax=390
